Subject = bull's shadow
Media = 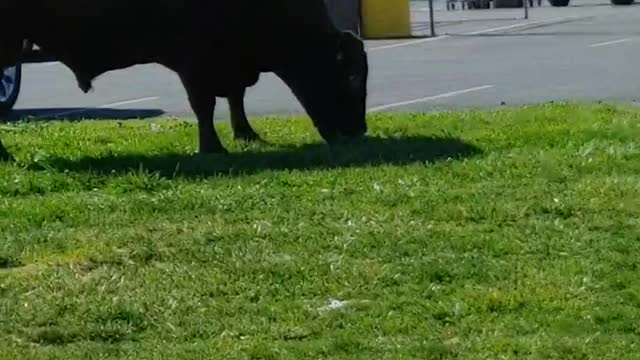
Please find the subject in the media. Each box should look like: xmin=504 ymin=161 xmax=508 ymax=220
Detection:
xmin=36 ymin=135 xmax=483 ymax=178
xmin=2 ymin=108 xmax=165 ymax=122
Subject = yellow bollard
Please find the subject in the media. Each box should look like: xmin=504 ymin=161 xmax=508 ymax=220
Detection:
xmin=360 ymin=0 xmax=412 ymax=39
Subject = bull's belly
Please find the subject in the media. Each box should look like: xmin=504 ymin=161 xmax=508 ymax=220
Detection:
xmin=48 ymin=39 xmax=263 ymax=96
xmin=212 ymin=78 xmax=261 ymax=97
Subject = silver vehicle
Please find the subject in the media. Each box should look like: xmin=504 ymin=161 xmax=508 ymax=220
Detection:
xmin=0 ymin=41 xmax=54 ymax=115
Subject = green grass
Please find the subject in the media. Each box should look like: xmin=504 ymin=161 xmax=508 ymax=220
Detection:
xmin=1 ymin=101 xmax=640 ymax=359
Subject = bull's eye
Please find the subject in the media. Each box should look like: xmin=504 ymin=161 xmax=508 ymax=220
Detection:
xmin=336 ymin=51 xmax=344 ymax=63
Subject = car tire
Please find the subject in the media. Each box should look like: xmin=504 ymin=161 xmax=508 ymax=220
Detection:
xmin=0 ymin=64 xmax=22 ymax=114
xmin=548 ymin=0 xmax=570 ymax=6
xmin=610 ymin=0 xmax=634 ymax=4
xmin=494 ymin=0 xmax=523 ymax=7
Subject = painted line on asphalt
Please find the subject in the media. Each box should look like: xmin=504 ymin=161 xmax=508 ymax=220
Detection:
xmin=368 ymin=36 xmax=449 ymax=51
xmin=589 ymin=38 xmax=632 ymax=48
xmin=367 ymin=85 xmax=494 ymax=112
xmin=45 ymin=96 xmax=160 ymax=118
xmin=368 ymin=16 xmax=585 ymax=52
xmin=460 ymin=15 xmax=589 ymax=35
xmin=102 ymin=97 xmax=160 ymax=108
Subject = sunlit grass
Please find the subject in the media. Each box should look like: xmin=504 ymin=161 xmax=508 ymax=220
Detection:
xmin=1 ymin=101 xmax=639 ymax=359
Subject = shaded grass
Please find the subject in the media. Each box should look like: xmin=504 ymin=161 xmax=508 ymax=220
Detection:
xmin=1 ymin=101 xmax=640 ymax=359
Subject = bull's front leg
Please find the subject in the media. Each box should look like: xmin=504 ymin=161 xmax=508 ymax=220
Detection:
xmin=179 ymin=73 xmax=227 ymax=154
xmin=228 ymin=87 xmax=261 ymax=142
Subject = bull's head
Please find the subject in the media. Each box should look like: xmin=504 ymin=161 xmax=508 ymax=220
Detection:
xmin=276 ymin=30 xmax=369 ymax=144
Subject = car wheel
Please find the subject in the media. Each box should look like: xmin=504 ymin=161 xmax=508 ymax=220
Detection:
xmin=610 ymin=0 xmax=634 ymax=4
xmin=548 ymin=0 xmax=570 ymax=6
xmin=494 ymin=0 xmax=524 ymax=7
xmin=0 ymin=64 xmax=21 ymax=114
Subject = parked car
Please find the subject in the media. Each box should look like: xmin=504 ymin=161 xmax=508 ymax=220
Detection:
xmin=0 ymin=41 xmax=54 ymax=115
xmin=0 ymin=65 xmax=21 ymax=114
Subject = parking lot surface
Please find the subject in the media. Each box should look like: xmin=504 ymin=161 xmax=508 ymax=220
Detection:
xmin=11 ymin=0 xmax=640 ymax=121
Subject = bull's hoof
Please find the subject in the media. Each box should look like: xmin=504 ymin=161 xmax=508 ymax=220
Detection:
xmin=198 ymin=146 xmax=229 ymax=156
xmin=324 ymin=133 xmax=366 ymax=146
xmin=233 ymin=130 xmax=262 ymax=142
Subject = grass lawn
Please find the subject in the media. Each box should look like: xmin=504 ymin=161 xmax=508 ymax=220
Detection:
xmin=1 ymin=102 xmax=639 ymax=359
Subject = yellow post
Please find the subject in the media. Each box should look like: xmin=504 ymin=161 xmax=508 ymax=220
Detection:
xmin=360 ymin=0 xmax=412 ymax=39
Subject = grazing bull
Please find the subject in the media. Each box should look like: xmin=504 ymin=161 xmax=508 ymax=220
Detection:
xmin=0 ymin=0 xmax=369 ymax=160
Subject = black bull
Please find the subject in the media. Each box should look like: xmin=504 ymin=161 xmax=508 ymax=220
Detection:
xmin=0 ymin=0 xmax=369 ymax=159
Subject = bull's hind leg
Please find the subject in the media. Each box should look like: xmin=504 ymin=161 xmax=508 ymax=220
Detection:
xmin=228 ymin=88 xmax=261 ymax=142
xmin=179 ymin=74 xmax=227 ymax=154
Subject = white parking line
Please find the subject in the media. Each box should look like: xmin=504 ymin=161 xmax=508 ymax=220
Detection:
xmin=368 ymin=16 xmax=585 ymax=52
xmin=102 ymin=97 xmax=159 ymax=108
xmin=369 ymin=36 xmax=449 ymax=51
xmin=589 ymin=38 xmax=632 ymax=48
xmin=45 ymin=96 xmax=159 ymax=118
xmin=367 ymin=85 xmax=494 ymax=112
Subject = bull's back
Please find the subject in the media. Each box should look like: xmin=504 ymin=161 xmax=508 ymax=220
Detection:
xmin=26 ymin=0 xmax=339 ymax=89
xmin=30 ymin=0 xmax=336 ymax=57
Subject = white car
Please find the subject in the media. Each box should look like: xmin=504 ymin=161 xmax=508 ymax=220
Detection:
xmin=0 ymin=42 xmax=54 ymax=114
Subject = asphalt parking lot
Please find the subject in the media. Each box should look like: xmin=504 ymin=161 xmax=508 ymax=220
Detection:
xmin=10 ymin=0 xmax=640 ymax=121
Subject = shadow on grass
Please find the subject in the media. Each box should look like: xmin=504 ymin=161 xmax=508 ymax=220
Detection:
xmin=0 ymin=256 xmax=24 ymax=269
xmin=1 ymin=108 xmax=165 ymax=122
xmin=34 ymin=135 xmax=483 ymax=178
